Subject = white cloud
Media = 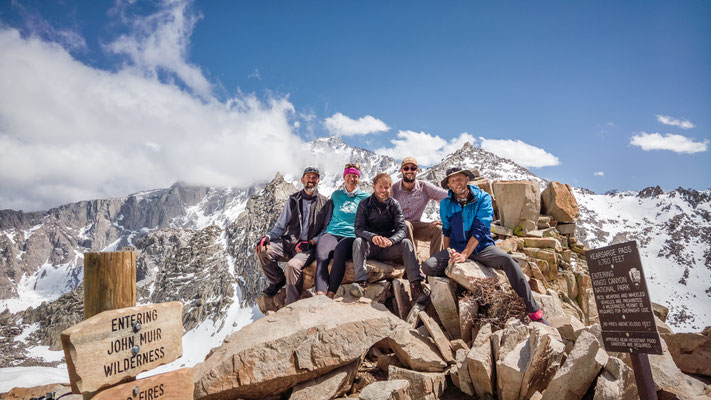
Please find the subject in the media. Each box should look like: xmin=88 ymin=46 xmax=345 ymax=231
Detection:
xmin=630 ymin=132 xmax=708 ymax=154
xmin=8 ymin=1 xmax=88 ymax=52
xmin=0 ymin=27 xmax=306 ymax=211
xmin=594 ymin=171 xmax=605 ymax=177
xmin=248 ymin=68 xmax=261 ymax=80
xmin=375 ymin=131 xmax=476 ymax=166
xmin=323 ymin=112 xmax=390 ymax=136
xmin=478 ymin=138 xmax=560 ymax=168
xmin=105 ymin=0 xmax=212 ymax=98
xmin=656 ymin=115 xmax=695 ymax=129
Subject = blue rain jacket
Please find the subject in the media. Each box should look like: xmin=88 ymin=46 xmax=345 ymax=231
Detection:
xmin=440 ymin=184 xmax=496 ymax=254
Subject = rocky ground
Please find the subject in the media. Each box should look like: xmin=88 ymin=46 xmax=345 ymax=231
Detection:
xmin=189 ymin=179 xmax=710 ymax=399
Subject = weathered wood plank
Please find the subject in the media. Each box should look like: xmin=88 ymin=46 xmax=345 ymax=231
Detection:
xmin=61 ymin=302 xmax=183 ymax=395
xmin=91 ymin=368 xmax=193 ymax=400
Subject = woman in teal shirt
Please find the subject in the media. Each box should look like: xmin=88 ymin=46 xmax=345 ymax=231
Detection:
xmin=315 ymin=163 xmax=370 ymax=298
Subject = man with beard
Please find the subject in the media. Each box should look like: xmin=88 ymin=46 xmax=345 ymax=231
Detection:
xmin=255 ymin=167 xmax=331 ymax=304
xmin=392 ymin=157 xmax=448 ymax=258
xmin=421 ymin=167 xmax=548 ymax=324
xmin=350 ymin=173 xmax=430 ymax=304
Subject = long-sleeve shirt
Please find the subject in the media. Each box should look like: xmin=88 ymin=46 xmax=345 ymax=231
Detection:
xmin=391 ymin=179 xmax=448 ymax=222
xmin=440 ymin=185 xmax=495 ymax=254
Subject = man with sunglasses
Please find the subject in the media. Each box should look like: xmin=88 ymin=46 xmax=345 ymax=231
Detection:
xmin=255 ymin=166 xmax=331 ymax=304
xmin=392 ymin=157 xmax=448 ymax=258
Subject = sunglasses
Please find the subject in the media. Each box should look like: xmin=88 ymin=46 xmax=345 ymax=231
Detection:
xmin=345 ymin=163 xmax=360 ymax=170
xmin=402 ymin=166 xmax=417 ymax=172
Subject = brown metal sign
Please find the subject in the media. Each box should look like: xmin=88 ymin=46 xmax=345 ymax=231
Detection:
xmin=61 ymin=302 xmax=184 ymax=394
xmin=91 ymin=368 xmax=193 ymax=400
xmin=586 ymin=241 xmax=662 ymax=354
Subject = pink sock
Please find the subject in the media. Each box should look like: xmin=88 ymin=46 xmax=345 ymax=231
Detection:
xmin=528 ymin=309 xmax=543 ymax=321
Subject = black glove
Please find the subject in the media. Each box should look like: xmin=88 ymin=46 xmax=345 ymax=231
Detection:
xmin=296 ymin=240 xmax=313 ymax=251
xmin=257 ymin=236 xmax=270 ymax=248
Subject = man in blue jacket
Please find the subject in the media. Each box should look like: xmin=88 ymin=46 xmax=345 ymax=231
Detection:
xmin=421 ymin=167 xmax=547 ymax=324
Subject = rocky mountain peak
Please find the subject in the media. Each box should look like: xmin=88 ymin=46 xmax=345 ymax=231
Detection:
xmin=670 ymin=187 xmax=711 ymax=208
xmin=638 ymin=185 xmax=665 ymax=198
xmin=419 ymin=141 xmax=543 ymax=186
xmin=310 ymin=136 xmax=347 ymax=150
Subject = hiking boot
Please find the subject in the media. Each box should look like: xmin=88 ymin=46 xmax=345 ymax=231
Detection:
xmin=410 ymin=280 xmax=431 ymax=306
xmin=528 ymin=309 xmax=550 ymax=326
xmin=262 ymin=278 xmax=286 ymax=297
xmin=349 ymin=281 xmax=368 ymax=298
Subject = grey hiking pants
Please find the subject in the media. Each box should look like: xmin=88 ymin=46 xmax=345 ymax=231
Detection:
xmin=256 ymin=239 xmax=315 ymax=304
xmin=352 ymin=237 xmax=424 ymax=283
xmin=421 ymin=245 xmax=540 ymax=313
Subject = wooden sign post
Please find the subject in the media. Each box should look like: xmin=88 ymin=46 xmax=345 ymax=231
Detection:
xmin=91 ymin=368 xmax=194 ymax=400
xmin=61 ymin=302 xmax=184 ymax=396
xmin=586 ymin=241 xmax=661 ymax=400
xmin=84 ymin=251 xmax=137 ymax=319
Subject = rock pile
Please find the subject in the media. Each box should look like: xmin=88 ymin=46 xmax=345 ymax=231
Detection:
xmin=5 ymin=174 xmax=710 ymax=399
xmin=202 ymin=178 xmax=709 ymax=399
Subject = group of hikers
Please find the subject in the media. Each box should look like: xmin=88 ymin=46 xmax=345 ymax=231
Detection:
xmin=254 ymin=157 xmax=547 ymax=325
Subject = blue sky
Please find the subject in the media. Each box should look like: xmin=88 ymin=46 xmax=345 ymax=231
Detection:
xmin=0 ymin=1 xmax=709 ymax=211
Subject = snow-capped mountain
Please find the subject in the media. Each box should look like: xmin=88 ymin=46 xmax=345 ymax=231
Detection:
xmin=419 ymin=141 xmax=545 ymax=186
xmin=0 ymin=137 xmax=709 ymax=377
xmin=574 ymin=186 xmax=711 ymax=330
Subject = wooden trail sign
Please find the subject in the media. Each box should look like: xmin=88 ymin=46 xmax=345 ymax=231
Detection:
xmin=61 ymin=302 xmax=184 ymax=395
xmin=91 ymin=368 xmax=193 ymax=400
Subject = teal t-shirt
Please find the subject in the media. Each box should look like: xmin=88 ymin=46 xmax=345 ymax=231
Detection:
xmin=325 ymin=189 xmax=370 ymax=237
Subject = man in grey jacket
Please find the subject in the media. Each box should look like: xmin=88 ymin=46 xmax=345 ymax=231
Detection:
xmin=255 ymin=167 xmax=331 ymax=304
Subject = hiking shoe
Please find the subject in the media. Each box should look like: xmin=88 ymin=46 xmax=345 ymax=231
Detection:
xmin=410 ymin=280 xmax=431 ymax=306
xmin=262 ymin=278 xmax=286 ymax=297
xmin=528 ymin=310 xmax=550 ymax=326
xmin=349 ymin=281 xmax=368 ymax=298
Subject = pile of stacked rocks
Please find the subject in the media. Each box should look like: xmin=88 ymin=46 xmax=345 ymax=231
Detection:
xmin=4 ymin=177 xmax=709 ymax=399
xmin=197 ymin=178 xmax=709 ymax=399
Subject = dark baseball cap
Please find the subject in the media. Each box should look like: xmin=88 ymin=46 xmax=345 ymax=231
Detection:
xmin=302 ymin=166 xmax=320 ymax=177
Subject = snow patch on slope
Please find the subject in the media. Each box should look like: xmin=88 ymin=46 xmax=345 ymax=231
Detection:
xmin=576 ymin=189 xmax=711 ymax=331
